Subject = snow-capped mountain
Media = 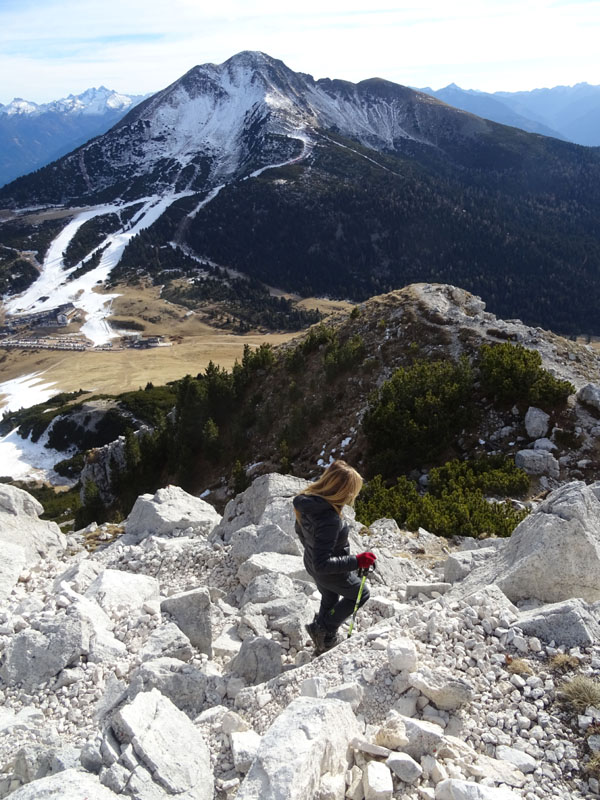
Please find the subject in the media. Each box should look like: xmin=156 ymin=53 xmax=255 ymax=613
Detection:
xmin=0 ymin=86 xmax=143 ymax=118
xmin=0 ymin=50 xmax=509 ymax=204
xmin=0 ymin=87 xmax=146 ymax=188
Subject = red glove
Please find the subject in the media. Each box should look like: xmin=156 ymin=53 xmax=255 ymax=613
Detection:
xmin=356 ymin=551 xmax=376 ymax=569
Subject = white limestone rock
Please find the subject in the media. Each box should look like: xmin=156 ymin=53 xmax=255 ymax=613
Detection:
xmin=0 ymin=616 xmax=89 ymax=690
xmin=236 ymin=697 xmax=360 ymax=800
xmin=435 ymin=778 xmax=521 ymax=799
xmin=237 ymin=552 xmax=310 ymax=587
xmin=125 ymin=484 xmax=221 ymax=540
xmin=0 ymin=541 xmax=26 ymax=602
xmin=53 ymin=559 xmax=104 ymax=594
xmin=513 ymin=598 xmax=600 ymax=647
xmin=385 ymin=752 xmax=423 ymax=784
xmin=408 ymin=667 xmax=473 ymax=711
xmin=241 ymin=572 xmax=296 ymax=606
xmin=325 ymin=682 xmax=363 ymax=710
xmin=213 ymin=473 xmax=308 ymax=542
xmin=387 ymin=637 xmax=418 ymax=673
xmin=140 ymin=622 xmax=194 ymax=662
xmin=577 ymin=383 xmax=600 ymax=413
xmin=0 ymin=484 xmax=65 ymax=564
xmin=495 ymin=745 xmax=537 ymax=774
xmin=317 ymin=772 xmax=346 ymax=800
xmin=110 ymin=689 xmax=213 ymax=799
xmin=495 ymin=481 xmax=600 ymax=603
xmin=127 ymin=657 xmax=208 ymax=713
xmin=363 ymin=761 xmax=393 ymax=800
xmin=86 ymin=569 xmax=160 ymax=615
xmin=228 ymin=635 xmax=283 ymax=685
xmin=374 ymin=711 xmax=410 ymax=750
xmin=514 ymin=449 xmax=559 ymax=478
xmin=444 ymin=548 xmax=496 ymax=584
xmin=230 ymin=522 xmax=301 ymax=564
xmin=230 ymin=730 xmax=262 ymax=773
xmin=524 ymin=407 xmax=550 ymax=439
xmin=161 ymin=587 xmax=212 ymax=655
xmin=405 ymin=582 xmax=451 ymax=599
xmin=399 ymin=717 xmax=445 ymax=760
xmin=7 ymin=769 xmax=120 ymax=799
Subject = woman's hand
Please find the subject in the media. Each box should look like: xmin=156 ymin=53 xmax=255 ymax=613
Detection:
xmin=356 ymin=551 xmax=376 ymax=569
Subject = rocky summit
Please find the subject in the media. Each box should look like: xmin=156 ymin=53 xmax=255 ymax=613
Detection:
xmin=1 ymin=474 xmax=600 ymax=799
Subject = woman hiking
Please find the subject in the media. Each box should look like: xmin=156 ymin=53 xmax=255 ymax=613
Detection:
xmin=293 ymin=460 xmax=376 ymax=654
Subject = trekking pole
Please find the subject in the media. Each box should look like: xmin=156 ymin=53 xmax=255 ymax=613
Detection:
xmin=347 ymin=566 xmax=370 ymax=638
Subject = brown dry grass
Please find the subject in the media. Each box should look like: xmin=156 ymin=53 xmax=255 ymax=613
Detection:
xmin=0 ymin=282 xmax=349 ymax=400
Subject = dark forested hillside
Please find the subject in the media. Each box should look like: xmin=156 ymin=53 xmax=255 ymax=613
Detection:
xmin=185 ymin=133 xmax=600 ymax=335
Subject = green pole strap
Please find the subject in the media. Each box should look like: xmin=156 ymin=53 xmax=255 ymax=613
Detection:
xmin=347 ymin=568 xmax=368 ymax=638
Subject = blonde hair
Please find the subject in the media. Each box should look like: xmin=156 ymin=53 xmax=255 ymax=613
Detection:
xmin=300 ymin=460 xmax=363 ymax=516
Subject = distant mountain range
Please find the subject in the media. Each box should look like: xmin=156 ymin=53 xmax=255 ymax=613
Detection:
xmin=2 ymin=52 xmax=600 ymax=335
xmin=0 ymin=87 xmax=146 ymax=187
xmin=420 ymin=82 xmax=600 ymax=146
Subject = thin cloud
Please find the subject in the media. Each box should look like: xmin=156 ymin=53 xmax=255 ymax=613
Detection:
xmin=1 ymin=0 xmax=599 ymax=101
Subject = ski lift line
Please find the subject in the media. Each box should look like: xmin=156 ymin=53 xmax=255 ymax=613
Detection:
xmin=316 ymin=132 xmax=402 ymax=177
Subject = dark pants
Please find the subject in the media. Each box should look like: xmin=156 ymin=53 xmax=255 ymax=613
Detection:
xmin=313 ymin=571 xmax=370 ymax=634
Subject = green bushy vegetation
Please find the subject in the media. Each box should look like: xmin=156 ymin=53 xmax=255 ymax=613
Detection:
xmin=479 ymin=342 xmax=574 ymax=409
xmin=362 ymin=357 xmax=475 ymax=476
xmin=355 ymin=456 xmax=529 ymax=538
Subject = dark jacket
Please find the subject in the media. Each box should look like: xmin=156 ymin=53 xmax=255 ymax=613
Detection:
xmin=293 ymin=494 xmax=358 ymax=576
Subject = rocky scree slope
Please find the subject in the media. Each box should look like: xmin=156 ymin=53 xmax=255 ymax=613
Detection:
xmin=1 ymin=473 xmax=600 ymax=799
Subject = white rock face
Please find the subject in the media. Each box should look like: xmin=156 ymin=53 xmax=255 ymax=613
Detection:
xmin=0 ymin=485 xmax=65 ymax=596
xmin=230 ymin=729 xmax=261 ymax=773
xmin=237 ymin=552 xmax=310 ymax=586
xmin=230 ymin=522 xmax=301 ymax=564
xmin=229 ymin=635 xmax=283 ymax=684
xmin=435 ymin=779 xmax=521 ymax=799
xmin=495 ymin=745 xmax=537 ymax=774
xmin=374 ymin=711 xmax=409 ymax=750
xmin=110 ymin=689 xmax=213 ymax=799
xmin=0 ymin=617 xmax=89 ymax=690
xmin=514 ymin=598 xmax=600 ymax=647
xmin=161 ymin=587 xmax=212 ymax=655
xmin=213 ymin=473 xmax=308 ymax=542
xmin=387 ymin=637 xmax=418 ymax=673
xmin=125 ymin=484 xmax=221 ymax=540
xmin=85 ymin=569 xmax=160 ymax=615
xmin=127 ymin=657 xmax=208 ymax=713
xmin=408 ymin=667 xmax=473 ymax=711
xmin=363 ymin=760 xmax=393 ymax=799
xmin=444 ymin=548 xmax=496 ymax=584
xmin=577 ymin=383 xmax=600 ymax=412
xmin=140 ymin=622 xmax=194 ymax=662
xmin=236 ymin=697 xmax=360 ymax=800
xmin=524 ymin=407 xmax=550 ymax=439
xmin=400 ymin=717 xmax=445 ymax=760
xmin=495 ymin=482 xmax=600 ymax=603
xmin=7 ymin=768 xmax=120 ymax=799
xmin=0 ymin=541 xmax=27 ymax=602
xmin=385 ymin=751 xmax=422 ymax=784
xmin=514 ymin=449 xmax=560 ymax=478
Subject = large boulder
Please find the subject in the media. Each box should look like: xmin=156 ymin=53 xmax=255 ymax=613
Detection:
xmin=0 ymin=617 xmax=90 ymax=690
xmin=128 ymin=657 xmax=208 ymax=713
xmin=408 ymin=667 xmax=473 ymax=711
xmin=513 ymin=598 xmax=600 ymax=647
xmin=456 ymin=482 xmax=600 ymax=604
xmin=107 ymin=689 xmax=213 ymax=799
xmin=514 ymin=449 xmax=559 ymax=478
xmin=228 ymin=636 xmax=283 ymax=684
xmin=236 ymin=697 xmax=360 ymax=800
xmin=237 ymin=553 xmax=310 ymax=587
xmin=0 ymin=485 xmax=65 ymax=598
xmin=577 ymin=383 xmax=600 ymax=413
xmin=524 ymin=407 xmax=549 ymax=439
xmin=161 ymin=587 xmax=212 ymax=655
xmin=230 ymin=522 xmax=301 ymax=564
xmin=7 ymin=769 xmax=119 ymax=799
xmin=125 ymin=485 xmax=221 ymax=540
xmin=0 ymin=541 xmax=27 ymax=602
xmin=85 ymin=569 xmax=160 ymax=615
xmin=212 ymin=473 xmax=309 ymax=542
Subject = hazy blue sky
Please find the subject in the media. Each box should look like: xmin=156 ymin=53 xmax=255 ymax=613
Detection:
xmin=1 ymin=0 xmax=599 ymax=103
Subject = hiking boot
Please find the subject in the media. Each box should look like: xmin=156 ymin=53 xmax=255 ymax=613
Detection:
xmin=305 ymin=620 xmax=328 ymax=652
xmin=323 ymin=631 xmax=341 ymax=652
